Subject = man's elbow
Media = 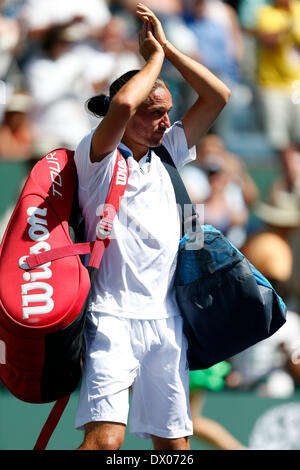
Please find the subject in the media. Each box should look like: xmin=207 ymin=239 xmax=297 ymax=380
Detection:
xmin=110 ymin=96 xmax=135 ymax=119
xmin=212 ymin=86 xmax=231 ymax=114
xmin=221 ymin=86 xmax=231 ymax=106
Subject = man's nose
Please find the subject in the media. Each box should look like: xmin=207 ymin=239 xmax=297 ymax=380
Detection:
xmin=162 ymin=113 xmax=171 ymax=128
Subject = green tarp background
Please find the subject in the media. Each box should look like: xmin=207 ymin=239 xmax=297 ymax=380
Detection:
xmin=1 ymin=387 xmax=300 ymax=450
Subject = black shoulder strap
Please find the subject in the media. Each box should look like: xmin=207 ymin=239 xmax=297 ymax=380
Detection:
xmin=154 ymin=145 xmax=197 ymax=235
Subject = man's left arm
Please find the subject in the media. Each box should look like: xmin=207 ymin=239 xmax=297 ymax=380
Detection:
xmin=164 ymin=42 xmax=231 ymax=149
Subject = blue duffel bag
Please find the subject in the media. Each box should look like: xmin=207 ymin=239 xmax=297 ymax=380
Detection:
xmin=156 ymin=145 xmax=287 ymax=370
xmin=175 ymin=225 xmax=287 ymax=370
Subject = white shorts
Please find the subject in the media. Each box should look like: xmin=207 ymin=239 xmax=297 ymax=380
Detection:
xmin=75 ymin=312 xmax=193 ymax=440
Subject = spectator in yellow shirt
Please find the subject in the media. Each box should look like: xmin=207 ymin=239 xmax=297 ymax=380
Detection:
xmin=255 ymin=0 xmax=300 ymax=168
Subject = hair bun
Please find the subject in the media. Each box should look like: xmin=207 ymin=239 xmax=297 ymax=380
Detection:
xmin=87 ymin=94 xmax=109 ymax=117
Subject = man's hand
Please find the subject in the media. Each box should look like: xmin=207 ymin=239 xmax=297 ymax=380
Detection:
xmin=136 ymin=3 xmax=168 ymax=48
xmin=137 ymin=11 xmax=164 ymax=61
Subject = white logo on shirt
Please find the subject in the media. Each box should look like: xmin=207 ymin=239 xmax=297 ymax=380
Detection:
xmin=116 ymin=159 xmax=127 ymax=186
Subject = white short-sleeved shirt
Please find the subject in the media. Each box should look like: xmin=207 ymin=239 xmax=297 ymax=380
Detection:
xmin=74 ymin=121 xmax=196 ymax=319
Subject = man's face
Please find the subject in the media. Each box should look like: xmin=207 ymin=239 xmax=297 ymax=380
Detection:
xmin=124 ymin=86 xmax=173 ymax=148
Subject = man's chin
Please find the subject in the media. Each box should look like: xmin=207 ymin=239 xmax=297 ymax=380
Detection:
xmin=149 ymin=135 xmax=164 ymax=147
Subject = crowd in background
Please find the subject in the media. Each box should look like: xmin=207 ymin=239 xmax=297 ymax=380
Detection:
xmin=1 ymin=0 xmax=300 ymax=411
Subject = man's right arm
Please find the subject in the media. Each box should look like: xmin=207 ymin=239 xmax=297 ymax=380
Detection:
xmin=90 ymin=21 xmax=164 ymax=163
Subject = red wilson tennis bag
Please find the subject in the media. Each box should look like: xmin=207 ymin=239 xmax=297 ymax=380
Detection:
xmin=0 ymin=147 xmax=128 ymax=449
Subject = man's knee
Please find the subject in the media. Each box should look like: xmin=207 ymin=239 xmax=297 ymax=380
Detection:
xmin=151 ymin=435 xmax=190 ymax=450
xmin=77 ymin=421 xmax=126 ymax=450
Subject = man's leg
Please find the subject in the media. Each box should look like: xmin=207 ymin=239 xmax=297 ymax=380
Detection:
xmin=151 ymin=435 xmax=190 ymax=450
xmin=75 ymin=314 xmax=138 ymax=447
xmin=129 ymin=317 xmax=193 ymax=444
xmin=77 ymin=421 xmax=126 ymax=450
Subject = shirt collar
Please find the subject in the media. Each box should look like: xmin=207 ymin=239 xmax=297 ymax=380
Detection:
xmin=118 ymin=142 xmax=133 ymax=159
xmin=118 ymin=143 xmax=151 ymax=163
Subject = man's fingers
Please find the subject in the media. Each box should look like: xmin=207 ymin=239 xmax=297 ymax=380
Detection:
xmin=146 ymin=29 xmax=155 ymax=40
xmin=142 ymin=19 xmax=147 ymax=37
xmin=136 ymin=2 xmax=158 ymax=19
xmin=136 ymin=3 xmax=166 ymax=47
xmin=136 ymin=4 xmax=159 ymax=24
xmin=136 ymin=2 xmax=152 ymax=13
xmin=137 ymin=12 xmax=156 ymax=23
xmin=139 ymin=18 xmax=148 ymax=41
xmin=138 ymin=30 xmax=142 ymax=47
xmin=137 ymin=13 xmax=160 ymax=37
xmin=145 ymin=19 xmax=155 ymax=35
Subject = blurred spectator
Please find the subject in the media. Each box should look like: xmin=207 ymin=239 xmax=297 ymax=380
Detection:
xmin=23 ymin=25 xmax=96 ymax=154
xmin=1 ymin=1 xmax=24 ymax=18
xmin=21 ymin=11 xmax=144 ymax=156
xmin=0 ymin=90 xmax=33 ymax=160
xmin=254 ymin=0 xmax=300 ymax=160
xmin=189 ymin=362 xmax=246 ymax=450
xmin=225 ymin=164 xmax=300 ymax=397
xmin=197 ymin=134 xmax=259 ymax=207
xmin=18 ymin=0 xmax=111 ymax=43
xmin=238 ymin=0 xmax=270 ymax=32
xmin=0 ymin=0 xmax=21 ymax=81
xmin=227 ymin=229 xmax=300 ymax=397
xmin=201 ymin=154 xmax=249 ymax=240
xmin=249 ymin=140 xmax=300 ymax=308
xmin=287 ymin=226 xmax=300 ymax=314
xmin=226 ymin=308 xmax=300 ymax=397
xmin=183 ymin=0 xmax=242 ymax=87
xmin=258 ymin=143 xmax=300 ymax=314
xmin=181 ymin=134 xmax=258 ymax=247
xmin=67 ymin=14 xmax=143 ymax=135
xmin=224 ymin=0 xmax=241 ymax=8
xmin=237 ymin=0 xmax=270 ymax=80
xmin=186 ymin=0 xmax=244 ymax=67
xmin=80 ymin=14 xmax=143 ymax=93
xmin=243 ymin=230 xmax=294 ymax=284
xmin=269 ymin=144 xmax=300 ymax=200
xmin=182 ymin=0 xmax=253 ymax=144
xmin=0 ymin=0 xmax=23 ymax=121
xmin=180 ymin=163 xmax=211 ymax=207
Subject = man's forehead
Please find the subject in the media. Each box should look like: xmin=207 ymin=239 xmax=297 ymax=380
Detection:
xmin=148 ymin=87 xmax=172 ymax=107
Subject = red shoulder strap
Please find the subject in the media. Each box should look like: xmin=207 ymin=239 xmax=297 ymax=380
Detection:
xmin=26 ymin=149 xmax=128 ymax=269
xmin=88 ymin=148 xmax=128 ymax=268
xmin=33 ymin=395 xmax=70 ymax=450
